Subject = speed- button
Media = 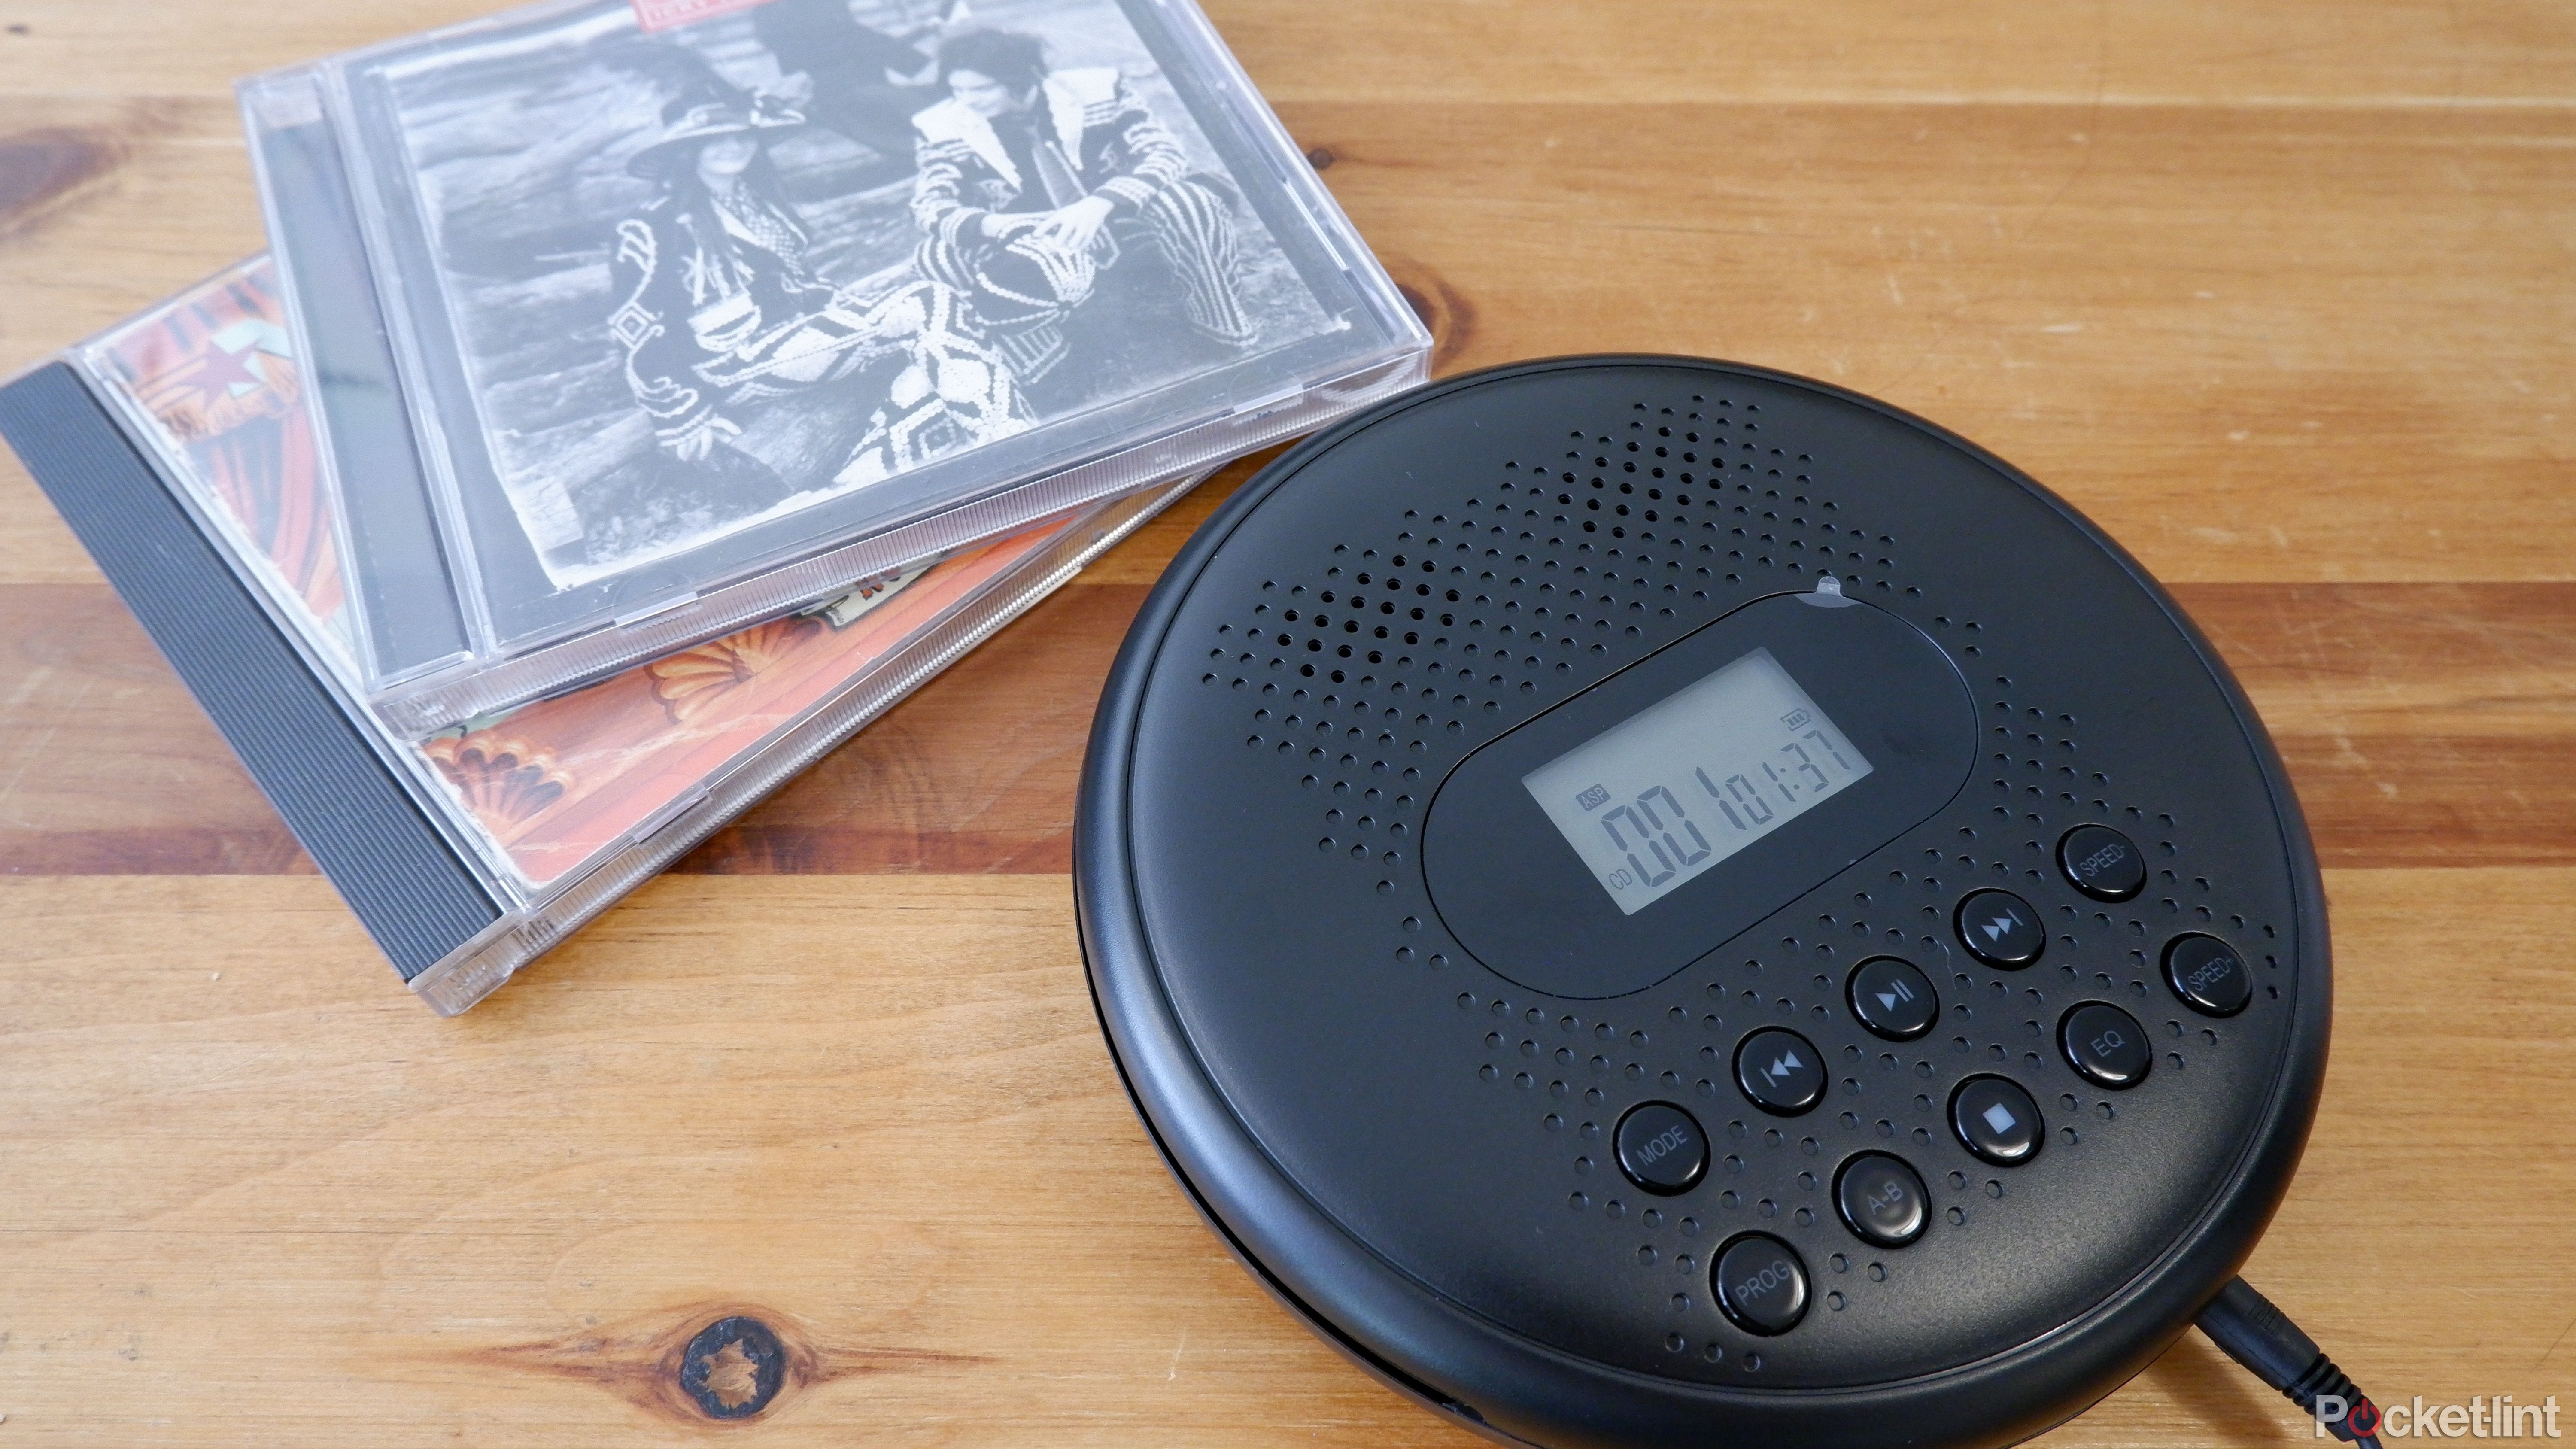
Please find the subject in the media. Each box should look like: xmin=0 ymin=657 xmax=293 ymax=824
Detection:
xmin=2057 ymin=824 xmax=2147 ymax=902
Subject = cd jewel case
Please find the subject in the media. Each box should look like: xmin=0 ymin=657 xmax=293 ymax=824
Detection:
xmin=240 ymin=0 xmax=1428 ymax=732
xmin=0 ymin=258 xmax=1200 ymax=1014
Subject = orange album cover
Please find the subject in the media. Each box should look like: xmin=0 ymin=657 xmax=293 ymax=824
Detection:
xmin=415 ymin=523 xmax=1052 ymax=885
xmin=97 ymin=262 xmax=350 ymax=648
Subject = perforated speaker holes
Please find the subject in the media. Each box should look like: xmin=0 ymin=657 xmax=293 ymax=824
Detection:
xmin=1211 ymin=395 xmax=1902 ymax=895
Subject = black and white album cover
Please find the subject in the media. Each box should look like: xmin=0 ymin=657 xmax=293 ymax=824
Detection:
xmin=329 ymin=0 xmax=1394 ymax=644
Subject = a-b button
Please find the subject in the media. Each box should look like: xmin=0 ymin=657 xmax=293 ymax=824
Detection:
xmin=1834 ymin=1152 xmax=1929 ymax=1248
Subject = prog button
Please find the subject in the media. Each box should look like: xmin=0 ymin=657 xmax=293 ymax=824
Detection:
xmin=1713 ymin=1233 xmax=1810 ymax=1336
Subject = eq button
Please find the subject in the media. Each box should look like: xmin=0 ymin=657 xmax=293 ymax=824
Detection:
xmin=2057 ymin=824 xmax=2147 ymax=902
xmin=1834 ymin=1153 xmax=1929 ymax=1248
xmin=1956 ymin=889 xmax=2045 ymax=969
xmin=2164 ymin=933 xmax=2253 ymax=1017
xmin=1614 ymin=1102 xmax=1708 ymax=1195
xmin=1713 ymin=1233 xmax=1810 ymax=1336
xmin=1848 ymin=957 xmax=1938 ymax=1041
xmin=2060 ymin=1002 xmax=2153 ymax=1089
xmin=1950 ymin=1075 xmax=2043 ymax=1166
xmin=1734 ymin=1029 xmax=1825 ymax=1116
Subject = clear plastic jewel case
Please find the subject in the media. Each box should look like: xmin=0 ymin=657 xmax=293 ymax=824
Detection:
xmin=239 ymin=0 xmax=1426 ymax=734
xmin=27 ymin=257 xmax=1199 ymax=1013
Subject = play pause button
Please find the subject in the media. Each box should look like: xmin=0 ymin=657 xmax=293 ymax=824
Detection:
xmin=1955 ymin=889 xmax=2046 ymax=969
xmin=1847 ymin=957 xmax=1939 ymax=1040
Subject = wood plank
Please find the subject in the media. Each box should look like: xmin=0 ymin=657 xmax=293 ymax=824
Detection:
xmin=0 ymin=866 xmax=2561 ymax=1443
xmin=1213 ymin=0 xmax=2576 ymax=108
xmin=0 ymin=583 xmax=310 ymax=872
xmin=5 ymin=99 xmax=2576 ymax=583
xmin=674 ymin=580 xmax=1143 ymax=875
xmin=4 ymin=571 xmax=2567 ymax=875
xmin=0 ymin=97 xmax=267 ymax=377
xmin=1293 ymin=99 xmax=2576 ymax=583
xmin=680 ymin=577 xmax=2576 ymax=873
xmin=2186 ymin=583 xmax=2576 ymax=868
xmin=5 ymin=0 xmax=2576 ymax=108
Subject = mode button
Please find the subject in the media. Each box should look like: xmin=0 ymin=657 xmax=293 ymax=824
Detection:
xmin=1615 ymin=1102 xmax=1708 ymax=1195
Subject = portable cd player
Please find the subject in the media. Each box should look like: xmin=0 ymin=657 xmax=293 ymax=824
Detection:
xmin=1076 ymin=356 xmax=2334 ymax=1449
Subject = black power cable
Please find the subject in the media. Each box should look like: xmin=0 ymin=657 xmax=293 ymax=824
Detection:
xmin=2197 ymin=1277 xmax=2382 ymax=1449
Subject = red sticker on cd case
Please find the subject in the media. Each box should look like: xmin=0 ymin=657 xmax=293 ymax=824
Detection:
xmin=630 ymin=0 xmax=774 ymax=32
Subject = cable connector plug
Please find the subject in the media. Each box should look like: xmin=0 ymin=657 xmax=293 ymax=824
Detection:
xmin=2197 ymin=1276 xmax=2381 ymax=1448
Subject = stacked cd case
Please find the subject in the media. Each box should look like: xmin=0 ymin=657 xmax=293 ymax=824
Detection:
xmin=238 ymin=0 xmax=1427 ymax=732
xmin=0 ymin=0 xmax=1426 ymax=1011
xmin=0 ymin=258 xmax=1202 ymax=1013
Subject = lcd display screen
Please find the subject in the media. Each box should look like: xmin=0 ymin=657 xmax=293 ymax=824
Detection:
xmin=1522 ymin=647 xmax=1873 ymax=914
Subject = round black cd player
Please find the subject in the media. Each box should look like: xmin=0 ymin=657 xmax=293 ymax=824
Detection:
xmin=1076 ymin=357 xmax=2335 ymax=1449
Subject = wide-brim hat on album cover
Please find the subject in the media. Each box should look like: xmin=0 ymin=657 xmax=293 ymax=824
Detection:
xmin=627 ymin=85 xmax=808 ymax=179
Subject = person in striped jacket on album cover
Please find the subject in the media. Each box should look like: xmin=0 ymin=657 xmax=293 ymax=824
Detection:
xmin=908 ymin=27 xmax=1256 ymax=384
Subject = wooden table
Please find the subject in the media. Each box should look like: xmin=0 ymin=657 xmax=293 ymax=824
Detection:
xmin=3 ymin=2 xmax=2571 ymax=1442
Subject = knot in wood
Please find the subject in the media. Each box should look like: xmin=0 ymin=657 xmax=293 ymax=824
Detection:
xmin=679 ymin=1315 xmax=786 ymax=1419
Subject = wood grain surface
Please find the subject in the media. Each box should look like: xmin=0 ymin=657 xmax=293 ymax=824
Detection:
xmin=2 ymin=2 xmax=2571 ymax=1443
